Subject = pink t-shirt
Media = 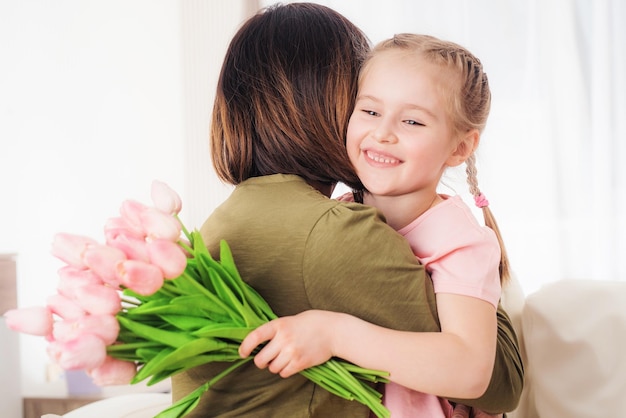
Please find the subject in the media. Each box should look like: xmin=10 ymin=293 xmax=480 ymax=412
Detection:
xmin=340 ymin=193 xmax=501 ymax=418
xmin=398 ymin=194 xmax=501 ymax=308
xmin=389 ymin=194 xmax=501 ymax=418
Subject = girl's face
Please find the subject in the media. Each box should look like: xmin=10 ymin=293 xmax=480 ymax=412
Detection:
xmin=347 ymin=51 xmax=462 ymax=200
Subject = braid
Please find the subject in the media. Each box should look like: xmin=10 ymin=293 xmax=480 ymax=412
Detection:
xmin=465 ymin=154 xmax=481 ymax=197
xmin=466 ymin=154 xmax=511 ymax=284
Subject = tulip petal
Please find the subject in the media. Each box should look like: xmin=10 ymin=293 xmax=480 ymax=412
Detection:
xmin=53 ymin=314 xmax=120 ymax=345
xmin=88 ymin=356 xmax=137 ymax=386
xmin=117 ymin=260 xmax=164 ymax=296
xmin=104 ymin=216 xmax=145 ymax=242
xmin=148 ymin=239 xmax=187 ymax=279
xmin=5 ymin=306 xmax=54 ymax=336
xmin=52 ymin=334 xmax=107 ymax=370
xmin=119 ymin=199 xmax=149 ymax=234
xmin=139 ymin=208 xmax=182 ymax=242
xmin=47 ymin=294 xmax=86 ymax=320
xmin=82 ymin=244 xmax=127 ymax=287
xmin=151 ymin=180 xmax=182 ymax=215
xmin=73 ymin=284 xmax=122 ymax=316
xmin=51 ymin=233 xmax=98 ymax=268
xmin=57 ymin=266 xmax=103 ymax=298
xmin=107 ymin=233 xmax=150 ymax=262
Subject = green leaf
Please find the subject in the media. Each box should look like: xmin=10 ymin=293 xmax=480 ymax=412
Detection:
xmin=132 ymin=347 xmax=174 ymax=384
xmin=158 ymin=314 xmax=215 ymax=332
xmin=171 ymin=274 xmax=243 ymax=322
xmin=218 ymin=239 xmax=277 ymax=321
xmin=191 ymin=324 xmax=257 ymax=341
xmin=118 ymin=316 xmax=194 ymax=348
xmin=141 ymin=337 xmax=232 ymax=377
xmin=154 ymin=383 xmax=207 ymax=418
xmin=153 ymin=358 xmax=253 ymax=417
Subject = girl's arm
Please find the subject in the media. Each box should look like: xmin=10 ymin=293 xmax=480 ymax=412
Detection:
xmin=239 ymin=293 xmax=497 ymax=399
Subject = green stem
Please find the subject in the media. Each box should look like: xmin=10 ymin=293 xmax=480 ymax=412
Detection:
xmin=154 ymin=357 xmax=253 ymax=418
xmin=176 ymin=215 xmax=193 ymax=243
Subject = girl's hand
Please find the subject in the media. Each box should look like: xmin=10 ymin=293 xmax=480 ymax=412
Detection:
xmin=239 ymin=310 xmax=341 ymax=378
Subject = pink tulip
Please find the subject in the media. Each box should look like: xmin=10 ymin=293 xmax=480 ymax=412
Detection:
xmin=107 ymin=233 xmax=150 ymax=262
xmin=48 ymin=334 xmax=107 ymax=370
xmin=5 ymin=306 xmax=54 ymax=336
xmin=51 ymin=233 xmax=98 ymax=268
xmin=88 ymin=356 xmax=137 ymax=386
xmin=139 ymin=208 xmax=182 ymax=242
xmin=47 ymin=294 xmax=86 ymax=320
xmin=104 ymin=216 xmax=145 ymax=243
xmin=148 ymin=239 xmax=187 ymax=279
xmin=117 ymin=260 xmax=164 ymax=296
xmin=119 ymin=199 xmax=148 ymax=234
xmin=82 ymin=244 xmax=127 ymax=287
xmin=57 ymin=266 xmax=103 ymax=298
xmin=72 ymin=284 xmax=121 ymax=316
xmin=53 ymin=314 xmax=119 ymax=345
xmin=151 ymin=180 xmax=182 ymax=215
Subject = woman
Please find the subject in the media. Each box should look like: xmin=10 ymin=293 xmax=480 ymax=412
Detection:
xmin=172 ymin=3 xmax=523 ymax=417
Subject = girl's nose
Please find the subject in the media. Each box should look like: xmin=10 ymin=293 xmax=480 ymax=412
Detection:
xmin=371 ymin=124 xmax=398 ymax=144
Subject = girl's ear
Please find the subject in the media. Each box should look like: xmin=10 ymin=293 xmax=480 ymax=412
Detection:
xmin=446 ymin=129 xmax=479 ymax=167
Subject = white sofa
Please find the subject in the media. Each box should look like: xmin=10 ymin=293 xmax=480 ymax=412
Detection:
xmin=41 ymin=278 xmax=626 ymax=418
xmin=507 ymin=278 xmax=626 ymax=418
xmin=42 ymin=393 xmax=171 ymax=418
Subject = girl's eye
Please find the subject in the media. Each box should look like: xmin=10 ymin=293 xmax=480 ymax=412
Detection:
xmin=362 ymin=109 xmax=379 ymax=117
xmin=405 ymin=119 xmax=425 ymax=126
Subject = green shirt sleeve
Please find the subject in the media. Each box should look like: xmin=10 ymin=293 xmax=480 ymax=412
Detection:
xmin=304 ymin=201 xmax=524 ymax=413
xmin=303 ymin=201 xmax=440 ymax=332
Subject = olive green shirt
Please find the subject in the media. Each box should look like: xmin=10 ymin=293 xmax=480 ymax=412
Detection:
xmin=172 ymin=174 xmax=523 ymax=417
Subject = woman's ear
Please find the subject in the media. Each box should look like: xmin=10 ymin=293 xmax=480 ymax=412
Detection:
xmin=446 ymin=129 xmax=479 ymax=167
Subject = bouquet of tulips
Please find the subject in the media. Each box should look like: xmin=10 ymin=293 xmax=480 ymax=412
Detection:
xmin=5 ymin=180 xmax=390 ymax=418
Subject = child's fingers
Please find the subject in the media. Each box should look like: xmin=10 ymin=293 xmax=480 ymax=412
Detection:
xmin=239 ymin=322 xmax=276 ymax=357
xmin=254 ymin=338 xmax=283 ymax=370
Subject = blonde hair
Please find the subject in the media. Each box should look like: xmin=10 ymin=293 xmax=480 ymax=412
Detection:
xmin=365 ymin=33 xmax=510 ymax=283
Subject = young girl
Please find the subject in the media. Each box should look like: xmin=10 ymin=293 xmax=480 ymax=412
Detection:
xmin=240 ymin=33 xmax=512 ymax=418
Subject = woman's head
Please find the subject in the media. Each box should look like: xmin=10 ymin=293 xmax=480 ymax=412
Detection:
xmin=211 ymin=2 xmax=369 ymax=190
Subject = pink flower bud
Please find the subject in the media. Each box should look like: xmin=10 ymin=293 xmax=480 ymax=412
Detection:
xmin=88 ymin=356 xmax=137 ymax=386
xmin=151 ymin=180 xmax=182 ymax=215
xmin=148 ymin=239 xmax=187 ymax=279
xmin=51 ymin=233 xmax=98 ymax=268
xmin=117 ymin=260 xmax=164 ymax=296
xmin=47 ymin=294 xmax=86 ymax=320
xmin=53 ymin=314 xmax=119 ymax=345
xmin=107 ymin=234 xmax=149 ymax=262
xmin=57 ymin=266 xmax=103 ymax=298
xmin=139 ymin=208 xmax=182 ymax=242
xmin=82 ymin=244 xmax=127 ymax=287
xmin=48 ymin=334 xmax=107 ymax=370
xmin=119 ymin=200 xmax=148 ymax=234
xmin=104 ymin=216 xmax=145 ymax=243
xmin=5 ymin=306 xmax=54 ymax=336
xmin=72 ymin=284 xmax=121 ymax=316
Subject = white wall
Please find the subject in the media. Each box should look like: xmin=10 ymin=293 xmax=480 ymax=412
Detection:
xmin=0 ymin=0 xmax=251 ymax=398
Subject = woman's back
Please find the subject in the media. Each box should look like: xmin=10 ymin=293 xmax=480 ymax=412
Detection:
xmin=173 ymin=174 xmax=438 ymax=417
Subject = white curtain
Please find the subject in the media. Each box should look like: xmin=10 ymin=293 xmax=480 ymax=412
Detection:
xmin=258 ymin=0 xmax=626 ymax=295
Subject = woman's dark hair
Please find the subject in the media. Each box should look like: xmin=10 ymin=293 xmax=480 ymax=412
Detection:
xmin=211 ymin=2 xmax=369 ymax=189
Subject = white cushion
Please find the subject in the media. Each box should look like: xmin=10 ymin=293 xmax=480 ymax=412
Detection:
xmin=520 ymin=279 xmax=626 ymax=417
xmin=42 ymin=393 xmax=171 ymax=418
